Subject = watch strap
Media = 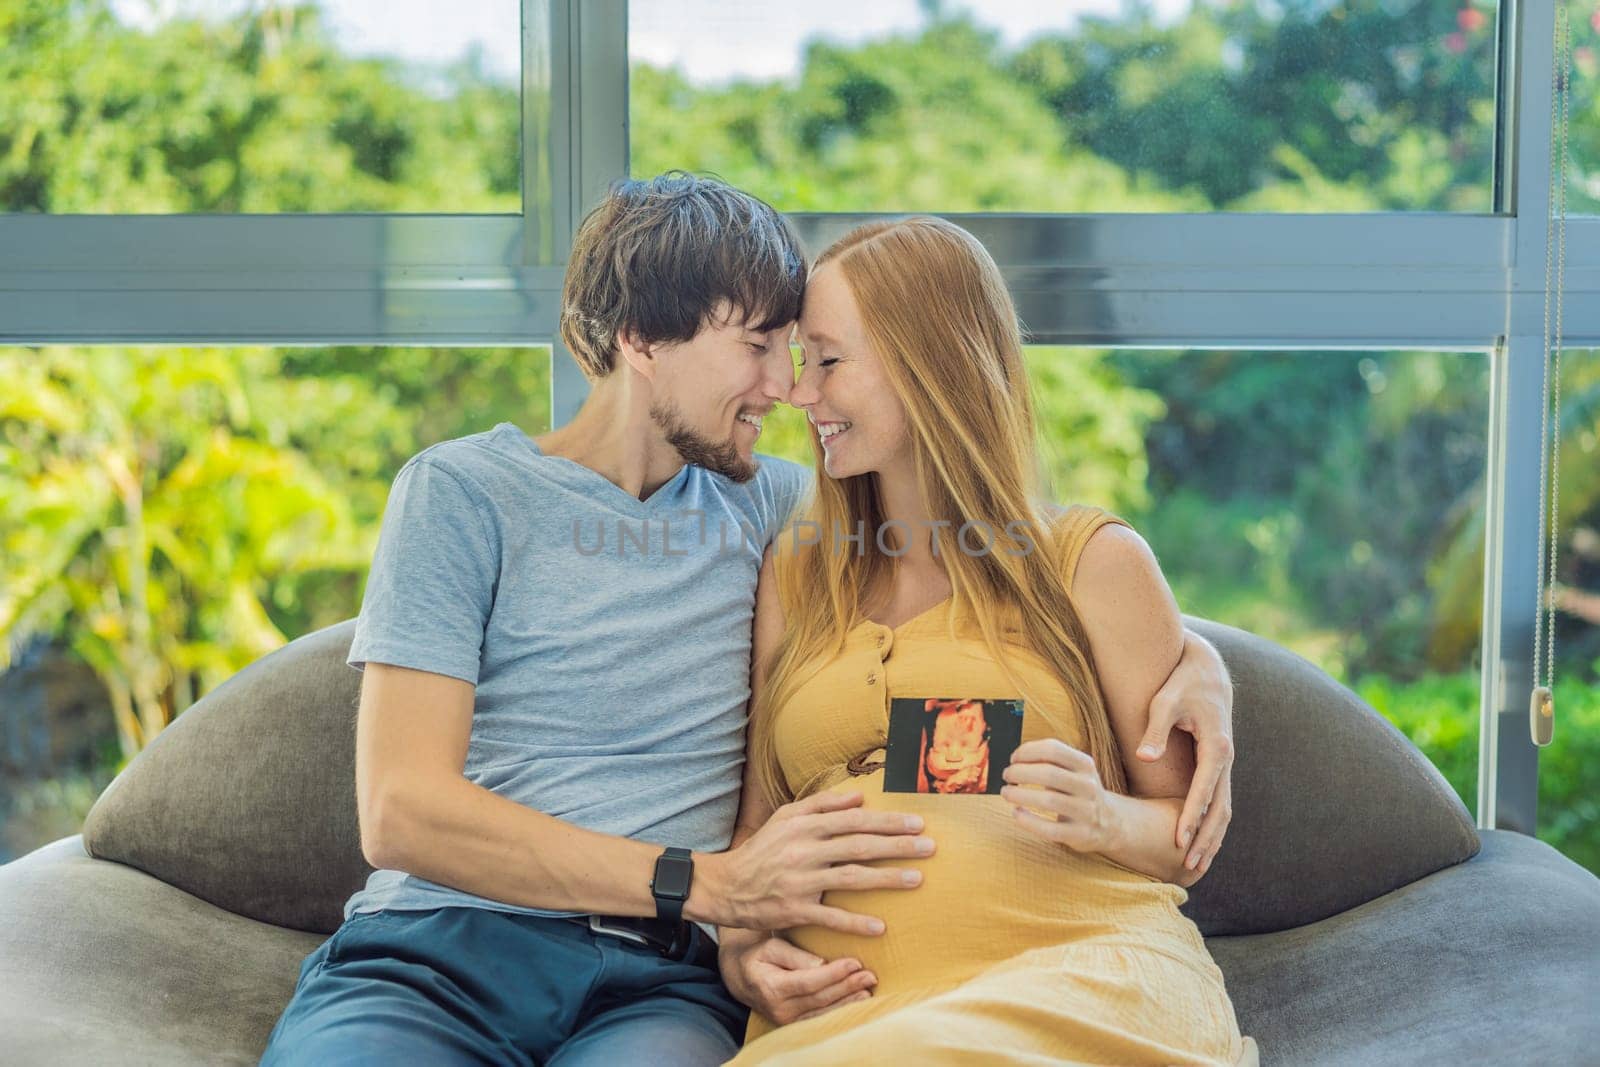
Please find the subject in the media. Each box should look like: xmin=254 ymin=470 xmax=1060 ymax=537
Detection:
xmin=650 ymin=846 xmax=694 ymax=923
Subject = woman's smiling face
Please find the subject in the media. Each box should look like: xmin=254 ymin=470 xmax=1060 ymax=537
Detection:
xmin=790 ymin=262 xmax=911 ymax=481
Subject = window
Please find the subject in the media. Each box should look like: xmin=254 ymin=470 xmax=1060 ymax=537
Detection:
xmin=631 ymin=0 xmax=1500 ymax=213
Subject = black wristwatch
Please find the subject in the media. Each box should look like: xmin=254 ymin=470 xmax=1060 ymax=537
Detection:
xmin=650 ymin=847 xmax=694 ymax=923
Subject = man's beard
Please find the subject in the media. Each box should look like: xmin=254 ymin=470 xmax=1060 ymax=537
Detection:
xmin=650 ymin=397 xmax=759 ymax=484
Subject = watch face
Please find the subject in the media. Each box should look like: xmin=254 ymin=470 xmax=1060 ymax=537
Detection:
xmin=654 ymin=857 xmax=692 ymax=899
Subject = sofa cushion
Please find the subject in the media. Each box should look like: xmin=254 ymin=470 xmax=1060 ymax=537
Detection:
xmin=79 ymin=614 xmax=1480 ymax=937
xmin=6 ymin=830 xmax=1593 ymax=1066
xmin=81 ymin=621 xmax=367 ymax=934
xmin=1205 ymin=828 xmax=1600 ymax=1064
xmin=1180 ymin=617 xmax=1480 ymax=936
xmin=0 ymin=835 xmax=322 ymax=1065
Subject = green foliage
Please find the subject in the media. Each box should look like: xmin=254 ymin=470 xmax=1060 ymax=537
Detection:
xmin=1111 ymin=350 xmax=1496 ymax=680
xmin=2 ymin=347 xmax=366 ymax=755
xmin=0 ymin=346 xmax=549 ymax=760
xmin=1016 ymin=0 xmax=1593 ymax=215
xmin=0 ymin=0 xmax=520 ymax=213
xmin=631 ymin=16 xmax=1201 ymax=213
xmin=1026 ymin=348 xmax=1165 ymax=516
xmin=1427 ymin=356 xmax=1600 ymax=674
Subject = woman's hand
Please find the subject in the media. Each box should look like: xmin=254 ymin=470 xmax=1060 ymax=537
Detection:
xmin=999 ymin=738 xmax=1123 ymax=853
xmin=718 ymin=928 xmax=877 ymax=1026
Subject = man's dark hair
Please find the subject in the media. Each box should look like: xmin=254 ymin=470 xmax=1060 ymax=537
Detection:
xmin=559 ymin=172 xmax=807 ymax=380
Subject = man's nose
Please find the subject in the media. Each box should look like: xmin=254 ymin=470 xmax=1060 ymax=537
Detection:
xmin=761 ymin=349 xmax=796 ymax=404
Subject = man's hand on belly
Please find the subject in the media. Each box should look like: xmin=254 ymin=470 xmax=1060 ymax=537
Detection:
xmin=694 ymin=790 xmax=936 ymax=934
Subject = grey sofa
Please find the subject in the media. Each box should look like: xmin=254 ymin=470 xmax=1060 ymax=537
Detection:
xmin=1 ymin=617 xmax=1596 ymax=1065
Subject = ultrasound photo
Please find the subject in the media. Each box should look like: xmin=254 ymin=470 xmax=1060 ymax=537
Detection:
xmin=883 ymin=697 xmax=1025 ymax=795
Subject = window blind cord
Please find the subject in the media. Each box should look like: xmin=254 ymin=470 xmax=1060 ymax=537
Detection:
xmin=1531 ymin=2 xmax=1570 ymax=746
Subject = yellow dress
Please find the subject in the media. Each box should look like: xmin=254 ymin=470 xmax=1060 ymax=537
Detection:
xmin=730 ymin=506 xmax=1252 ymax=1067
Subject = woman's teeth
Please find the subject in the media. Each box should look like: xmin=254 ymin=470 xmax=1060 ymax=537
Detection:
xmin=818 ymin=422 xmax=852 ymax=440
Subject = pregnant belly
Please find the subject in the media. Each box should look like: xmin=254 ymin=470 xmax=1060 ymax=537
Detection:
xmin=784 ymin=772 xmax=1182 ymax=997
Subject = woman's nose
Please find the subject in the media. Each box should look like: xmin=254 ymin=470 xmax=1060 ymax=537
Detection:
xmin=789 ymin=367 xmax=820 ymax=408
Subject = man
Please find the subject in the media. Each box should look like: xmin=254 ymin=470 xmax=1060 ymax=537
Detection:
xmin=261 ymin=173 xmax=1236 ymax=1065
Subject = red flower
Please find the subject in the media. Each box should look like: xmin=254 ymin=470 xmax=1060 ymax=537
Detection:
xmin=1457 ymin=8 xmax=1487 ymax=33
xmin=1445 ymin=31 xmax=1468 ymax=54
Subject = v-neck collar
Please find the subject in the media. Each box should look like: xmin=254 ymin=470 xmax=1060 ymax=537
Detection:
xmin=860 ymin=596 xmax=954 ymax=633
xmin=497 ymin=422 xmax=692 ymax=514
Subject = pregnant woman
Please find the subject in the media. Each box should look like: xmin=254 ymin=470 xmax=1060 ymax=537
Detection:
xmin=720 ymin=217 xmax=1257 ymax=1065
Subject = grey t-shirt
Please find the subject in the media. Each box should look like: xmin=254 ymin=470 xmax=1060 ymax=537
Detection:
xmin=343 ymin=421 xmax=811 ymax=923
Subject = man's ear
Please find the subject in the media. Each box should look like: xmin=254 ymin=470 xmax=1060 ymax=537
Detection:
xmin=616 ymin=327 xmax=658 ymax=381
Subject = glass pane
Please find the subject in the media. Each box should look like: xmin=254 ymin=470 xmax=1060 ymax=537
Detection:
xmin=1570 ymin=7 xmax=1600 ymax=215
xmin=630 ymin=0 xmax=1500 ymax=213
xmin=0 ymin=344 xmax=550 ymax=861
xmin=1532 ymin=347 xmax=1600 ymax=873
xmin=1038 ymin=348 xmax=1497 ymax=825
xmin=5 ymin=2 xmax=521 ymax=213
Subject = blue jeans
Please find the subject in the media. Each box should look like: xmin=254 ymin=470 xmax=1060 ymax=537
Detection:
xmin=260 ymin=907 xmax=747 ymax=1066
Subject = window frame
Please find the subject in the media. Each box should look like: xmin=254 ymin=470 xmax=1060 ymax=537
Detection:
xmin=0 ymin=0 xmax=1590 ymax=833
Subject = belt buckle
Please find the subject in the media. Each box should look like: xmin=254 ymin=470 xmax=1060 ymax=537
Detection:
xmin=586 ymin=915 xmax=652 ymax=949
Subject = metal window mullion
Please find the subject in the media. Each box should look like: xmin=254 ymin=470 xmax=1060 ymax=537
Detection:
xmin=1480 ymin=334 xmax=1547 ymax=834
xmin=547 ymin=0 xmax=628 ymax=428
xmin=0 ymin=215 xmax=560 ymax=343
xmin=1483 ymin=0 xmax=1557 ymax=833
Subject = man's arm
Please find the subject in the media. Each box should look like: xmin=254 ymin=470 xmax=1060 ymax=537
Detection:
xmin=1136 ymin=627 xmax=1236 ymax=876
xmin=357 ymin=661 xmax=698 ymax=919
xmin=356 ymin=663 xmax=928 ymax=929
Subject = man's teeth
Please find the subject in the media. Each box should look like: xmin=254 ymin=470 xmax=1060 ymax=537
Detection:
xmin=737 ymin=413 xmax=763 ymax=428
xmin=818 ymin=422 xmax=851 ymax=439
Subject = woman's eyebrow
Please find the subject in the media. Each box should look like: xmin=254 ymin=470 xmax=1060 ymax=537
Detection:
xmin=799 ymin=328 xmax=840 ymax=347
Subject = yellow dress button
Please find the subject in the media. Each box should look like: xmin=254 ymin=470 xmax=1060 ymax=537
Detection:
xmin=876 ymin=634 xmax=886 ymax=648
xmin=866 ymin=671 xmax=878 ymax=685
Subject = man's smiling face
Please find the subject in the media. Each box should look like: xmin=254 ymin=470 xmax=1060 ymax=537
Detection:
xmin=647 ymin=301 xmax=797 ymax=483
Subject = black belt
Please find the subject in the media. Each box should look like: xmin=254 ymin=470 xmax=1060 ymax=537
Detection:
xmin=566 ymin=914 xmax=696 ymax=960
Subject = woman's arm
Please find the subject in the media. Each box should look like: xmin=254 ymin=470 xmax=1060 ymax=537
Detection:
xmin=1071 ymin=522 xmax=1207 ymax=887
xmin=717 ymin=545 xmax=881 ymax=1024
xmin=1002 ymin=521 xmax=1213 ymax=888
